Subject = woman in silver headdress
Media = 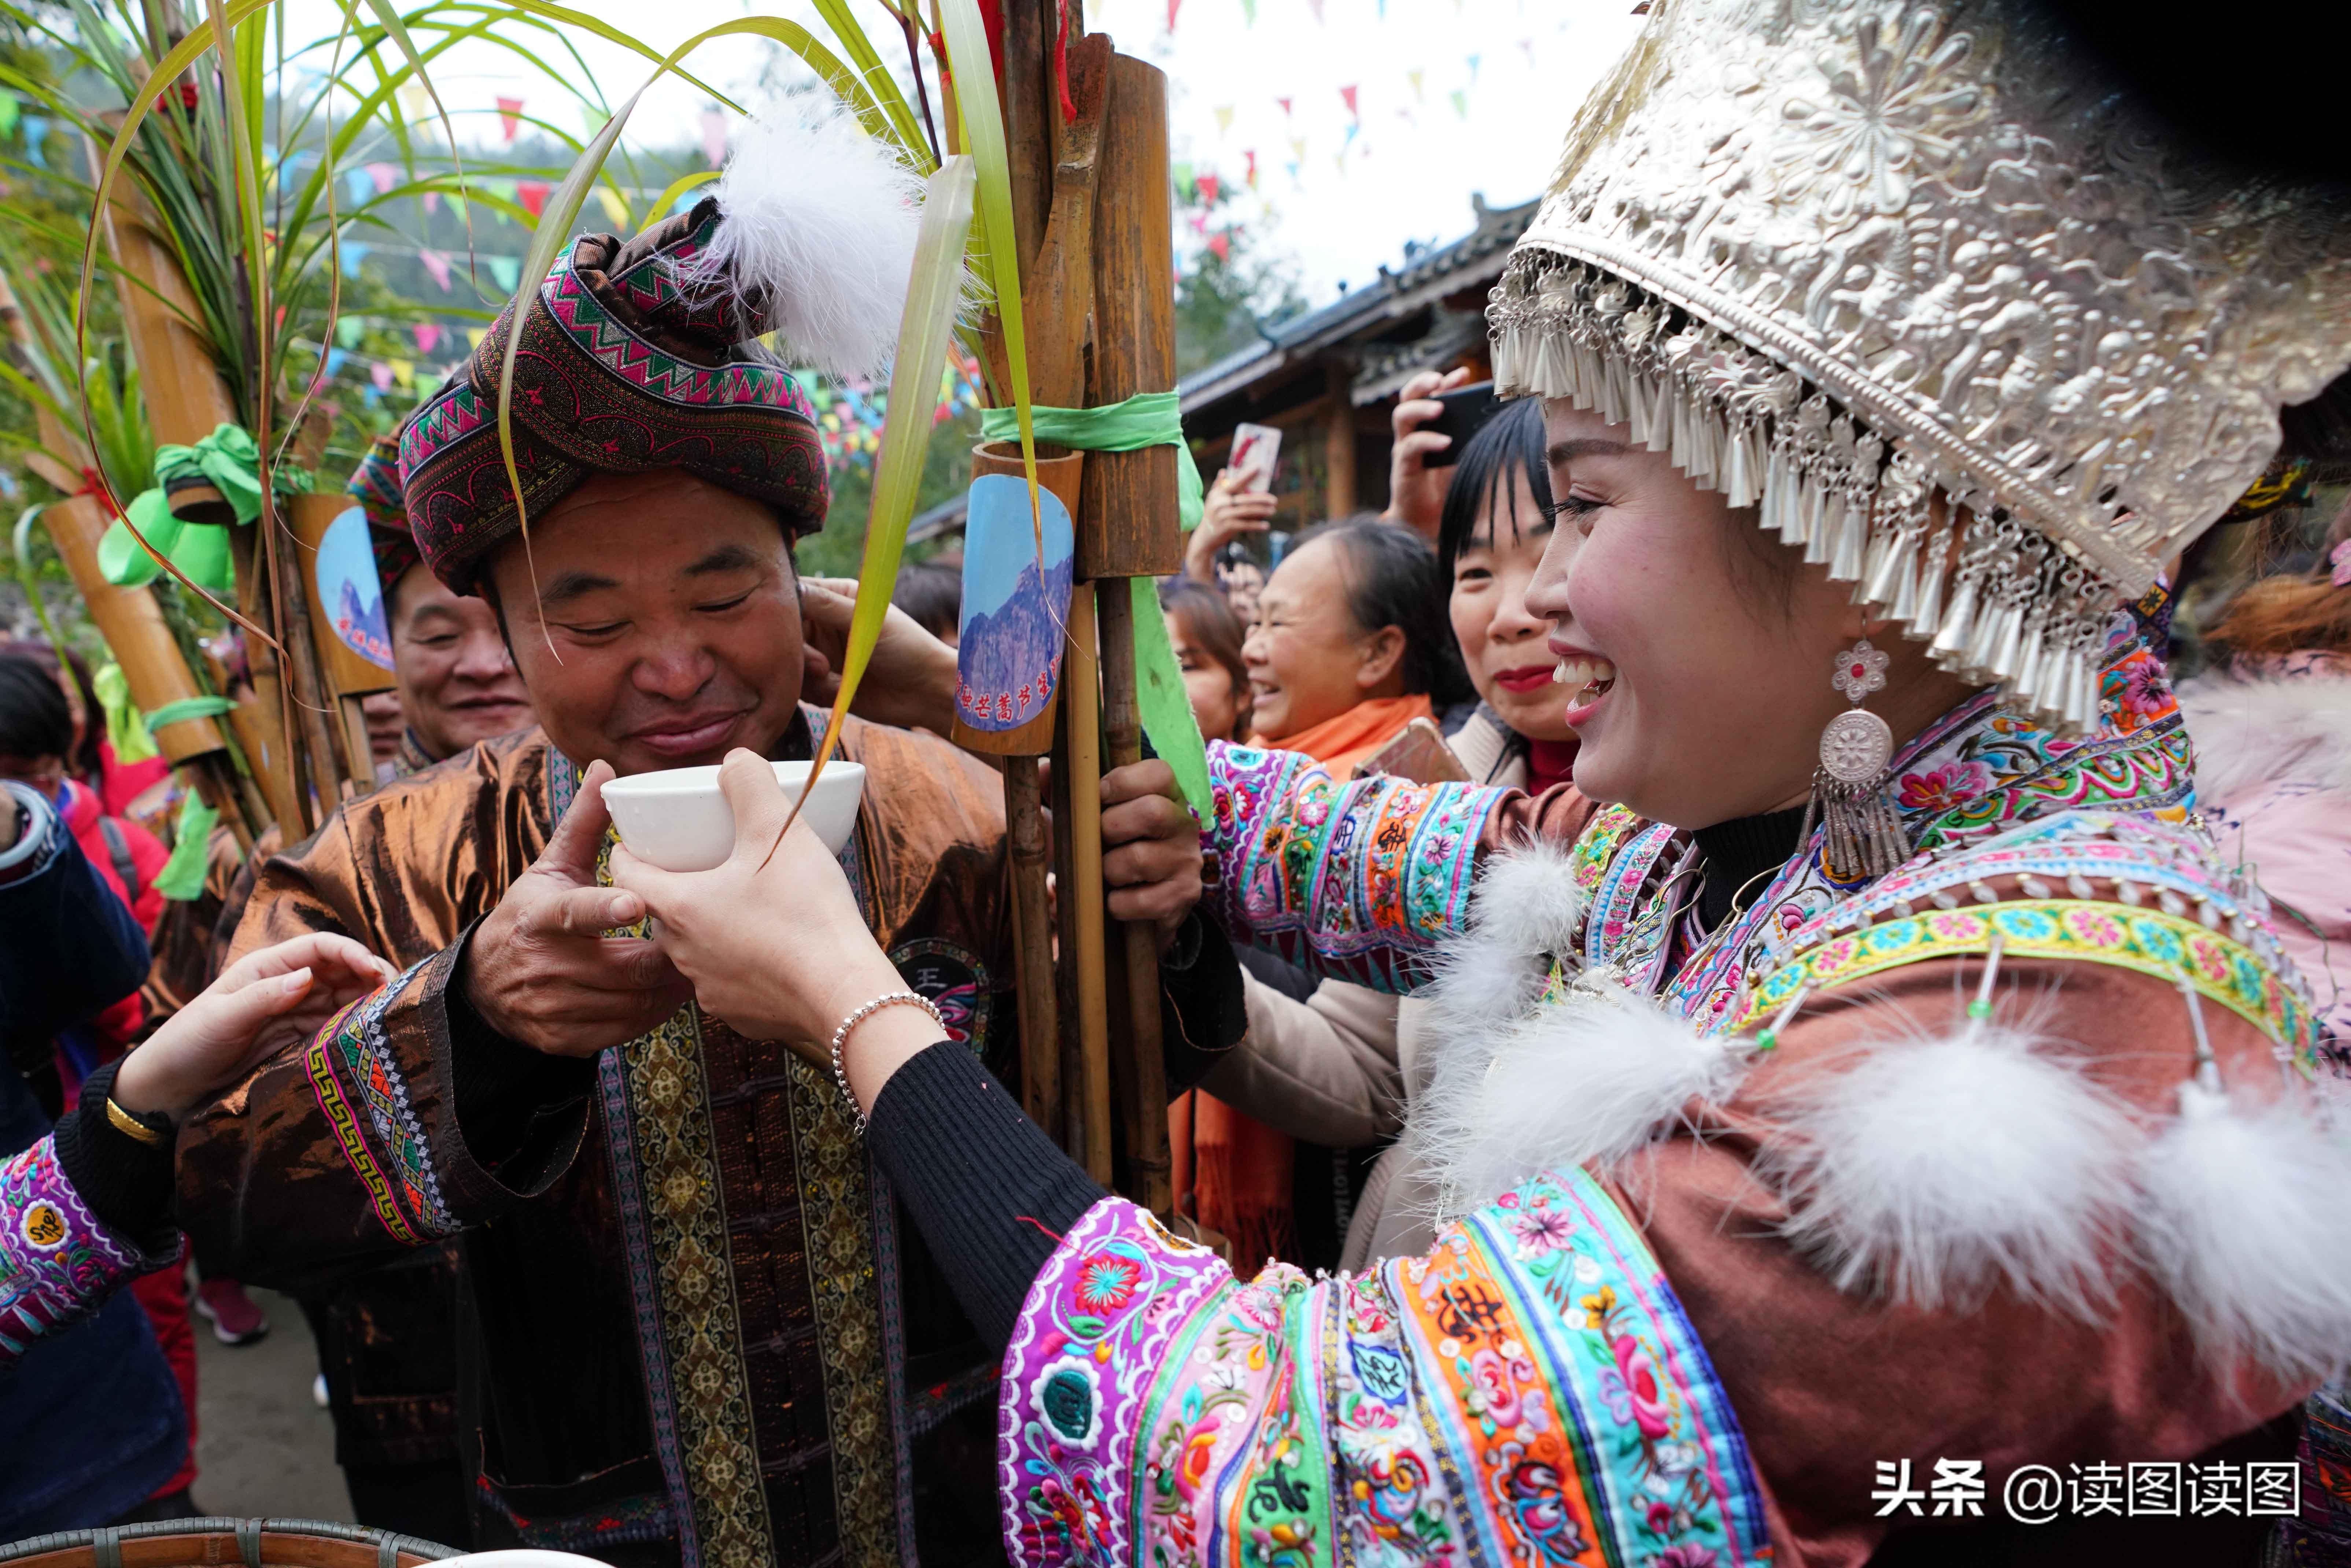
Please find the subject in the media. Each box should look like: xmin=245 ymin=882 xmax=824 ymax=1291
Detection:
xmin=608 ymin=0 xmax=2351 ymax=1561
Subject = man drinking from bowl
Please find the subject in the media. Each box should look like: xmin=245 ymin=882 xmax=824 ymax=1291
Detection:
xmin=175 ymin=144 xmax=1223 ymax=1568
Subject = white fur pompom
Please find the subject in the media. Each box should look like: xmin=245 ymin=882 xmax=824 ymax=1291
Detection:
xmin=1766 ymin=1021 xmax=2140 ymax=1318
xmin=681 ymin=107 xmax=928 ymax=381
xmin=1467 ymin=839 xmax=1586 ymax=959
xmin=1406 ymin=990 xmax=1738 ymax=1223
xmin=2135 ymin=1081 xmax=2351 ymax=1383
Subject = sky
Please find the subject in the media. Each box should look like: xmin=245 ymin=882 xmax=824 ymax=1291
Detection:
xmin=281 ymin=0 xmax=1645 ymax=308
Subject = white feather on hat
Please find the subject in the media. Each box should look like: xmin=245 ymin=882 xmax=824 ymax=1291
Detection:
xmin=680 ymin=106 xmax=930 ymax=382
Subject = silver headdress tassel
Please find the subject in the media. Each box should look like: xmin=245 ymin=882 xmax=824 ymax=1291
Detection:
xmin=1489 ymin=0 xmax=2351 ymax=735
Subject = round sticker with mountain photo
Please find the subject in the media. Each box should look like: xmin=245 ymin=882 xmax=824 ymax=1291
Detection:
xmin=315 ymin=505 xmax=395 ymax=670
xmin=955 ymin=474 xmax=1074 ymax=732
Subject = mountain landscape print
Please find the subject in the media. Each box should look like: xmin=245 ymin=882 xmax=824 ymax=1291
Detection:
xmin=957 ymin=473 xmax=1075 ymax=732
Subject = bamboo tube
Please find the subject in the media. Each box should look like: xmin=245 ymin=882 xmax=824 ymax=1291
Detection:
xmin=1049 ymin=718 xmax=1084 ymax=1161
xmin=39 ymin=492 xmax=229 ymax=763
xmin=206 ymin=640 xmax=298 ymax=837
xmin=225 ymin=528 xmax=303 ymax=835
xmin=1005 ymin=758 xmax=1060 ymax=1131
xmin=93 ymin=137 xmax=240 ymax=525
xmin=1063 ymin=581 xmax=1113 ymax=1186
xmin=269 ymin=509 xmax=353 ymax=817
xmin=1095 ymin=581 xmax=1172 ymax=1216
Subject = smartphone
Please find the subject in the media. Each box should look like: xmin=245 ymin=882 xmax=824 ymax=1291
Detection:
xmin=1359 ymin=717 xmax=1471 ymax=785
xmin=1228 ymin=422 xmax=1284 ymax=493
xmin=1422 ymin=380 xmax=1499 ymax=468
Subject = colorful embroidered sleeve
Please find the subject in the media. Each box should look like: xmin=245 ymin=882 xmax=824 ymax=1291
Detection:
xmin=998 ymin=1169 xmax=1771 ymax=1567
xmin=1205 ymin=742 xmax=1511 ymax=992
xmin=1 ymin=1135 xmax=180 ymax=1365
xmin=178 ymin=936 xmax=593 ymax=1294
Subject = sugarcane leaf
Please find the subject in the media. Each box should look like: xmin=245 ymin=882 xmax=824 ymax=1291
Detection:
xmin=805 ymin=0 xmax=936 ymax=169
xmin=935 ymin=0 xmax=1040 ymax=539
xmin=794 ymin=154 xmax=977 ymax=841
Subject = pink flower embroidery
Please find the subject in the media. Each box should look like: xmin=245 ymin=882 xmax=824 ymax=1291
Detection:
xmin=1602 ymin=1334 xmax=1672 ymax=1441
xmin=1469 ymin=1347 xmax=1524 ymax=1427
xmin=1657 ymin=1547 xmax=1720 ymax=1568
xmin=1896 ymin=761 xmax=1993 ymax=815
xmin=1510 ymin=1208 xmax=1574 ymax=1257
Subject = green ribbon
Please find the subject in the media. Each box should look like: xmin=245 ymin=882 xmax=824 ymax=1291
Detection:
xmin=151 ymin=422 xmax=315 ymax=525
xmin=100 ymin=424 xmax=314 ymax=591
xmin=152 ymin=785 xmax=219 ymax=903
xmin=975 ymin=395 xmax=1212 ymax=818
xmin=977 ymin=392 xmax=1206 ymax=532
xmin=143 ymin=695 xmax=238 ymax=732
xmin=93 ymin=662 xmax=159 ymax=764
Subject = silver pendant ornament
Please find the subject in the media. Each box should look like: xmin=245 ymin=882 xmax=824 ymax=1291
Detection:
xmin=1805 ymin=639 xmax=1907 ymax=881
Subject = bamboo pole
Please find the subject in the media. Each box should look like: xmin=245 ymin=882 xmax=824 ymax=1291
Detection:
xmin=1095 ymin=582 xmax=1172 ymax=1216
xmin=1063 ymin=581 xmax=1114 ymax=1186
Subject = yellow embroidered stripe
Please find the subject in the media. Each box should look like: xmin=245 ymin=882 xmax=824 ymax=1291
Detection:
xmin=305 ymin=1038 xmax=422 ymax=1247
xmin=1737 ymin=900 xmax=2317 ymax=1069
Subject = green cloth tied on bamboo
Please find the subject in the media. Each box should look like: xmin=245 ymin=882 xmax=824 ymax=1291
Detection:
xmin=978 ymin=393 xmax=1206 ymax=532
xmin=153 ymin=422 xmax=316 ymax=525
xmin=93 ymin=662 xmax=158 ymax=764
xmin=98 ymin=424 xmax=315 ymax=592
xmin=152 ymin=785 xmax=219 ymax=903
xmin=975 ymin=396 xmax=1212 ymax=819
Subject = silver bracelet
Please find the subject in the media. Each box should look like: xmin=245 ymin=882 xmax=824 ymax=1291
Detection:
xmin=827 ymin=990 xmax=945 ymax=1135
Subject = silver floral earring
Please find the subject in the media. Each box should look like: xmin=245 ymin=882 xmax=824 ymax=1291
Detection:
xmin=1804 ymin=638 xmax=1907 ymax=880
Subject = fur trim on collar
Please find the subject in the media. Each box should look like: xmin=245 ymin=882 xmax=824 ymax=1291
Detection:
xmin=2176 ymin=668 xmax=2351 ymax=804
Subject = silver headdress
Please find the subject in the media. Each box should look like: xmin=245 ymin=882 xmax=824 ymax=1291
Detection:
xmin=1490 ymin=0 xmax=2351 ymax=733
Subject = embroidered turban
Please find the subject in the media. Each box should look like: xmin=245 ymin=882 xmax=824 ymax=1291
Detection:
xmin=397 ymin=198 xmax=829 ymax=591
xmin=345 ymin=432 xmax=419 ymax=592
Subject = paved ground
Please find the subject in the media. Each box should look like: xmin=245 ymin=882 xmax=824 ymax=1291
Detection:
xmin=188 ymin=1287 xmax=354 ymax=1523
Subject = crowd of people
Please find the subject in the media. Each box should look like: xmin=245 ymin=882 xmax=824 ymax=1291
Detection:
xmin=4 ymin=0 xmax=2351 ymax=1562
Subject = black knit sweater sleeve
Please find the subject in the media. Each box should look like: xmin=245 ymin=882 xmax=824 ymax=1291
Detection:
xmin=866 ymin=1042 xmax=1103 ymax=1351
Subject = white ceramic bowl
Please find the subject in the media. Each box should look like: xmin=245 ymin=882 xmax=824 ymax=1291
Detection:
xmin=602 ymin=759 xmax=866 ymax=872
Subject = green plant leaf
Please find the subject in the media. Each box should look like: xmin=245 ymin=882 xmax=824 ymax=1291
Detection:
xmin=804 ymin=155 xmax=977 ymax=789
xmin=934 ymin=0 xmax=1039 ymax=535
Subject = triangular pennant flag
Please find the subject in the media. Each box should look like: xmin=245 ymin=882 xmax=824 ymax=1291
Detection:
xmin=1339 ymin=84 xmax=1360 ymax=119
xmin=1466 ymin=52 xmax=1481 ymax=81
xmin=516 ymin=182 xmax=550 ymax=220
xmin=1213 ymin=104 xmax=1233 ymax=137
xmin=1208 ymin=231 xmax=1231 ymax=262
xmin=1196 ymin=172 xmax=1220 ymax=204
xmin=415 ymin=323 xmax=442 ymax=354
xmin=1277 ymin=95 xmax=1293 ymax=117
xmin=1450 ymin=88 xmax=1469 ymax=119
xmin=366 ymin=161 xmax=397 ymax=195
xmin=700 ymin=108 xmax=727 ymax=168
xmin=496 ymin=96 xmax=524 ymax=141
xmin=422 ymin=190 xmax=440 ymax=216
xmin=1166 ymin=0 xmax=1180 ymax=30
xmin=1244 ymin=149 xmax=1259 ymax=188
xmin=1171 ymin=160 xmax=1195 ymax=200
xmin=346 ymin=167 xmax=374 ymax=207
xmin=420 ymin=249 xmax=451 ymax=291
xmin=389 ymin=359 xmax=414 ymax=389
xmin=336 ymin=315 xmax=366 ymax=347
xmin=1289 ymin=135 xmax=1307 ymax=161
xmin=1408 ymin=68 xmax=1424 ymax=101
xmin=0 ymin=89 xmax=19 ymax=138
xmin=1307 ymin=0 xmax=1323 ymax=19
xmin=487 ymin=255 xmax=522 ymax=293
xmin=1518 ymin=37 xmax=1536 ymax=66
xmin=371 ymin=362 xmax=394 ymax=391
xmin=21 ymin=116 xmax=46 ymax=168
xmin=467 ymin=328 xmax=488 ymax=351
xmin=324 ymin=348 xmax=348 ymax=377
xmin=1240 ymin=0 xmax=1256 ymax=21
xmin=397 ymin=81 xmax=431 ymax=122
xmin=595 ymin=185 xmax=629 ymax=229
xmin=340 ymin=242 xmax=371 ymax=278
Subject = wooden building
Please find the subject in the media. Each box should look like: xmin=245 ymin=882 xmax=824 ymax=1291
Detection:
xmin=1178 ymin=192 xmax=1536 ymax=531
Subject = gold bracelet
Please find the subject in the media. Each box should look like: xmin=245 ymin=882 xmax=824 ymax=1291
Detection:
xmin=105 ymin=1097 xmax=169 ymax=1146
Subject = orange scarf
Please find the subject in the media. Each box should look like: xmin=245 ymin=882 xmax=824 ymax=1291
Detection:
xmin=1178 ymin=694 xmax=1432 ymax=1266
xmin=1247 ymin=693 xmax=1435 ymax=783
